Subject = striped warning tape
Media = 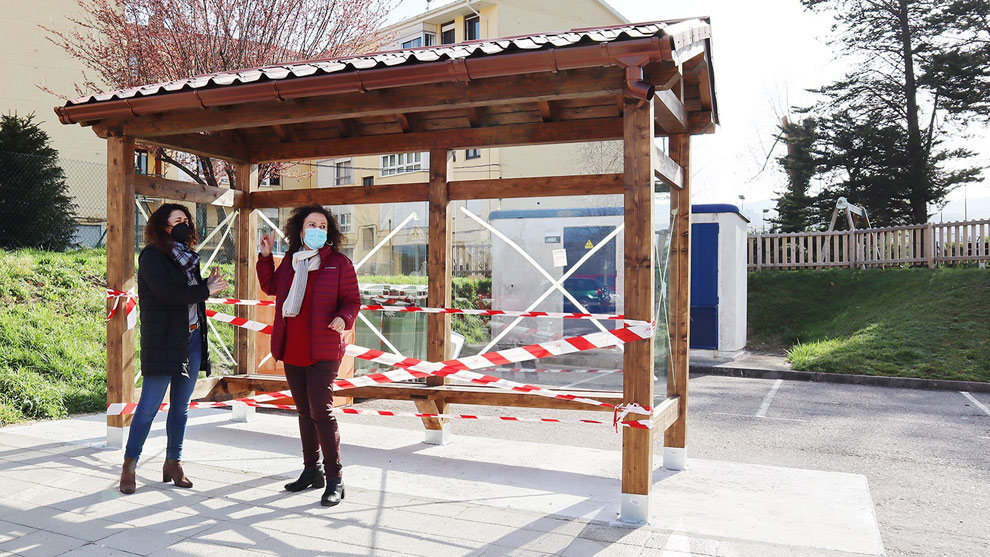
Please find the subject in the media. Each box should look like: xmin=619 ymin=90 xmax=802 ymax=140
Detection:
xmin=196 ymin=308 xmax=651 ymax=411
xmin=356 ymin=367 xmax=623 ymax=374
xmin=107 ymin=398 xmax=655 ymax=429
xmin=108 ymin=290 xmax=630 ymax=323
xmin=104 ymin=289 xmax=654 ymax=421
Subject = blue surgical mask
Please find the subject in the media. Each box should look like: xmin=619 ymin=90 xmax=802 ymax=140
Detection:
xmin=303 ymin=228 xmax=327 ymax=250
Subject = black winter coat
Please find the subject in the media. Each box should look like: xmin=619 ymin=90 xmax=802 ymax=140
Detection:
xmin=137 ymin=246 xmax=211 ymax=377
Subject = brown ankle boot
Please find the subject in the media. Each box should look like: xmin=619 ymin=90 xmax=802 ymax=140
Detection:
xmin=119 ymin=458 xmax=136 ymax=494
xmin=162 ymin=459 xmax=193 ymax=488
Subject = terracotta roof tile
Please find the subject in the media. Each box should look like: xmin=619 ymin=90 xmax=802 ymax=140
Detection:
xmin=63 ymin=19 xmax=710 ymax=108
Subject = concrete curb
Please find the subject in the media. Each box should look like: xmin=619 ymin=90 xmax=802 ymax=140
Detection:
xmin=690 ymin=364 xmax=990 ymax=393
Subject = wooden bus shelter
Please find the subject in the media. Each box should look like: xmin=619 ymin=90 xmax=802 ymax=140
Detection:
xmin=57 ymin=19 xmax=717 ymax=522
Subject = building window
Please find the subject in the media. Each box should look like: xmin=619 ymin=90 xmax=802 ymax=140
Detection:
xmin=465 ymin=15 xmax=480 ymax=41
xmin=334 ymin=160 xmax=352 ymax=186
xmin=260 ymin=168 xmax=280 ymax=187
xmin=362 ymin=227 xmax=375 ymax=250
xmin=465 ymin=148 xmax=481 ymax=160
xmin=424 ymin=32 xmax=436 ymax=46
xmin=362 ymin=176 xmax=374 ymax=186
xmin=380 ymin=152 xmax=424 ymax=176
xmin=334 ymin=211 xmax=353 ymax=233
xmin=401 ymin=37 xmax=422 ymax=49
xmin=135 ymin=150 xmax=148 ymax=175
xmin=441 ymin=21 xmax=456 ymax=44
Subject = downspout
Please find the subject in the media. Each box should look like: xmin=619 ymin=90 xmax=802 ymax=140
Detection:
xmin=463 ymin=1 xmax=487 ymax=38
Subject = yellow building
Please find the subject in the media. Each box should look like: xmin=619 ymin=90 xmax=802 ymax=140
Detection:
xmin=313 ymin=0 xmax=628 ymax=275
xmin=2 ymin=1 xmax=110 ymax=236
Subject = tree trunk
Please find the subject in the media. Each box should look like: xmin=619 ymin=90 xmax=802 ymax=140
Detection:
xmin=898 ymin=0 xmax=928 ymax=224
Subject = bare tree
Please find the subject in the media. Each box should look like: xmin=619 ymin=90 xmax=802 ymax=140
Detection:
xmin=45 ymin=0 xmax=394 ymax=187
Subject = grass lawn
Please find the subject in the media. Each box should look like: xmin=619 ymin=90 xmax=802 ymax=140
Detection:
xmin=748 ymin=267 xmax=990 ymax=381
xmin=0 ymin=248 xmax=236 ymax=426
xmin=0 ymin=249 xmax=492 ymax=426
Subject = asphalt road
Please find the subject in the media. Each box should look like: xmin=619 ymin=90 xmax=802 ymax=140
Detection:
xmin=344 ymin=373 xmax=990 ymax=556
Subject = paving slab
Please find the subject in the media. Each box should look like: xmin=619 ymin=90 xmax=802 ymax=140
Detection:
xmin=1 ymin=410 xmax=884 ymax=556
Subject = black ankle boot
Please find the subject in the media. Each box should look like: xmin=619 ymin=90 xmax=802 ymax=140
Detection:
xmin=321 ymin=478 xmax=344 ymax=507
xmin=284 ymin=467 xmax=325 ymax=492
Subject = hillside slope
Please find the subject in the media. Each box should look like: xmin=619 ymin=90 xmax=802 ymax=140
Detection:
xmin=748 ymin=268 xmax=990 ymax=381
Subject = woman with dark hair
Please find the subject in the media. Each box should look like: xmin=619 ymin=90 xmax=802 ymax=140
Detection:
xmin=257 ymin=204 xmax=360 ymax=507
xmin=119 ymin=203 xmax=228 ymax=494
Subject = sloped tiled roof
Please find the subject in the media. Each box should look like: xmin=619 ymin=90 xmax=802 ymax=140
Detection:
xmin=63 ymin=19 xmax=710 ymax=108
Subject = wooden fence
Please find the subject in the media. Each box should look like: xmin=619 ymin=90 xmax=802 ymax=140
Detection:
xmin=452 ymin=243 xmax=492 ymax=277
xmin=748 ymin=219 xmax=990 ymax=270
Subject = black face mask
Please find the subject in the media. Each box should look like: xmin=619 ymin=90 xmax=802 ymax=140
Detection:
xmin=170 ymin=222 xmax=191 ymax=244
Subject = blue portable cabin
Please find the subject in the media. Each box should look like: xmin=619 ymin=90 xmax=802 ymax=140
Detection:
xmin=487 ymin=204 xmax=747 ymax=357
xmin=690 ymin=204 xmax=749 ymax=357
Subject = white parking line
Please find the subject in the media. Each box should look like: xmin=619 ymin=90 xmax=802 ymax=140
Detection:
xmin=756 ymin=379 xmax=783 ymax=417
xmin=961 ymin=391 xmax=990 ymax=417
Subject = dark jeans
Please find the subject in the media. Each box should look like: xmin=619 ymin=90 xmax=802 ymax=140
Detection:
xmin=125 ymin=330 xmax=201 ymax=461
xmin=284 ymin=360 xmax=342 ymax=480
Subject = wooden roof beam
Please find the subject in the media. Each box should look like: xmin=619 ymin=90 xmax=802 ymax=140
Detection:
xmin=94 ymin=68 xmax=625 ymax=138
xmin=336 ymin=118 xmax=358 ymax=138
xmin=654 ymin=89 xmax=687 ymax=134
xmin=251 ymin=181 xmax=428 ymax=208
xmin=652 ymin=143 xmax=683 ymax=189
xmin=448 ymin=174 xmax=623 ymax=200
xmin=138 ymin=132 xmax=250 ymax=162
xmin=271 ymin=124 xmax=298 ymax=143
xmin=248 ymin=117 xmax=624 ymax=163
xmin=538 ymin=100 xmax=558 ymax=123
xmin=135 ymin=174 xmax=243 ymax=207
xmin=466 ymin=106 xmax=485 ymax=127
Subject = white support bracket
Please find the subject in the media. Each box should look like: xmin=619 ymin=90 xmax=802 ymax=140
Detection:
xmin=619 ymin=493 xmax=650 ymax=524
xmin=423 ymin=426 xmax=452 ymax=446
xmin=231 ymin=401 xmax=256 ymax=422
xmin=106 ymin=425 xmax=128 ymax=450
xmin=663 ymin=446 xmax=688 ymax=471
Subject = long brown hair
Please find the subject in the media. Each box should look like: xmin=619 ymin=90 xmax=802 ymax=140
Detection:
xmin=284 ymin=205 xmax=343 ymax=256
xmin=145 ymin=203 xmax=198 ymax=252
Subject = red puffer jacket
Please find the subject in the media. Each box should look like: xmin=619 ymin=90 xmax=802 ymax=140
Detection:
xmin=256 ymin=246 xmax=361 ymax=361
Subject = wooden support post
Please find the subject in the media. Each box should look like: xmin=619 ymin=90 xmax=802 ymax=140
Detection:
xmin=620 ymin=96 xmax=656 ymax=523
xmin=424 ymin=148 xmax=452 ymax=444
xmin=665 ymin=133 xmax=691 ymax=469
xmin=234 ymin=164 xmax=258 ymax=381
xmin=106 ymin=136 xmax=136 ymax=447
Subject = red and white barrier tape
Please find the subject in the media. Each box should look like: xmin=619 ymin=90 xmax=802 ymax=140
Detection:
xmin=108 ymin=290 xmax=629 ymax=323
xmin=204 ymin=309 xmax=273 ymax=335
xmin=105 ymin=289 xmax=137 ymax=331
xmin=104 ymin=289 xmax=654 ymax=419
xmin=357 ymin=367 xmax=623 ymax=374
xmin=107 ymin=399 xmax=655 ymax=429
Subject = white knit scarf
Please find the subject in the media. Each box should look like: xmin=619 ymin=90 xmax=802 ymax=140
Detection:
xmin=282 ymin=249 xmax=321 ymax=318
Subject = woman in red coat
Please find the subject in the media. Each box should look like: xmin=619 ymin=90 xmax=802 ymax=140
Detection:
xmin=256 ymin=205 xmax=360 ymax=507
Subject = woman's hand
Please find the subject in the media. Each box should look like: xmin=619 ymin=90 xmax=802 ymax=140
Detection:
xmin=328 ymin=317 xmax=346 ymax=333
xmin=206 ymin=266 xmax=229 ymax=295
xmin=259 ymin=233 xmax=274 ymax=257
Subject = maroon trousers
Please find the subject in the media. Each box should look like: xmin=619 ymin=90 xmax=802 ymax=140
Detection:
xmin=283 ymin=361 xmax=342 ymax=480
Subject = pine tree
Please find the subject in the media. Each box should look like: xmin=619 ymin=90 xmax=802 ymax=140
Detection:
xmin=770 ymin=117 xmax=817 ymax=232
xmin=802 ymin=0 xmax=987 ymax=223
xmin=0 ymin=114 xmax=79 ymax=251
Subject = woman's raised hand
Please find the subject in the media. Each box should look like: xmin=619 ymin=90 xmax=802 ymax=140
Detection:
xmin=206 ymin=266 xmax=229 ymax=295
xmin=259 ymin=233 xmax=274 ymax=257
